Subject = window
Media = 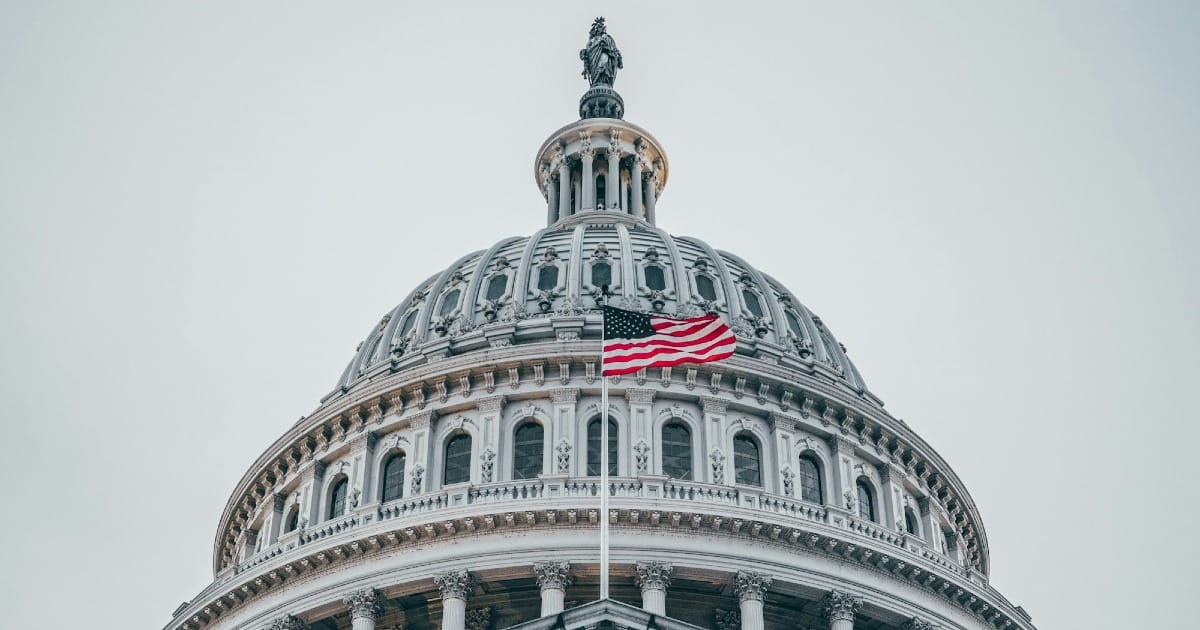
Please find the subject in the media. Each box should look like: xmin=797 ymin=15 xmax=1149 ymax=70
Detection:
xmin=513 ymin=422 xmax=545 ymax=479
xmin=645 ymin=265 xmax=666 ymax=291
xmin=596 ymin=174 xmax=606 ymax=208
xmin=592 ymin=262 xmax=612 ymax=288
xmin=797 ymin=455 xmax=823 ymax=504
xmin=785 ymin=310 xmax=805 ymax=339
xmin=661 ymin=422 xmax=692 ymax=479
xmin=538 ymin=265 xmax=559 ymax=291
xmin=444 ymin=434 xmax=472 ymax=485
xmin=905 ymin=508 xmax=920 ymax=536
xmin=382 ymin=452 xmax=406 ymax=502
xmin=696 ymin=274 xmax=717 ymax=301
xmin=284 ymin=507 xmax=299 ymax=533
xmin=733 ymin=433 xmax=761 ymax=486
xmin=398 ymin=311 xmax=416 ymax=336
xmin=439 ymin=289 xmax=461 ymax=317
xmin=587 ymin=419 xmax=619 ymax=476
xmin=486 ymin=275 xmax=508 ymax=301
xmin=328 ymin=478 xmax=348 ymax=520
xmin=856 ymin=479 xmax=876 ymax=522
xmin=742 ymin=289 xmax=764 ymax=318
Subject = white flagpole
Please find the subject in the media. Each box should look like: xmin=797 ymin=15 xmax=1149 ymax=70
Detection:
xmin=600 ymin=308 xmax=610 ymax=600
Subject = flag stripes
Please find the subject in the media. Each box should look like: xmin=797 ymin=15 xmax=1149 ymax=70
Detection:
xmin=602 ymin=306 xmax=736 ymax=375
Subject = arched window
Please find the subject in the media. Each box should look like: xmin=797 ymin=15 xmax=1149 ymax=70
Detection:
xmin=645 ymin=265 xmax=666 ymax=291
xmin=398 ymin=310 xmax=417 ymax=337
xmin=592 ymin=262 xmax=612 ymax=289
xmin=695 ymin=274 xmax=717 ymax=302
xmin=596 ymin=174 xmax=606 ymax=208
xmin=797 ymin=455 xmax=823 ymax=504
xmin=328 ymin=477 xmax=348 ymax=520
xmin=538 ymin=266 xmax=559 ymax=291
xmin=733 ymin=433 xmax=762 ymax=486
xmin=444 ymin=434 xmax=472 ymax=485
xmin=439 ymin=289 xmax=461 ymax=317
xmin=381 ymin=452 xmax=406 ymax=502
xmin=485 ymin=275 xmax=508 ymax=301
xmin=513 ymin=422 xmax=545 ymax=479
xmin=785 ymin=310 xmax=805 ymax=339
xmin=742 ymin=289 xmax=764 ymax=318
xmin=905 ymin=508 xmax=920 ymax=536
xmin=661 ymin=422 xmax=692 ymax=480
xmin=856 ymin=479 xmax=876 ymax=522
xmin=284 ymin=506 xmax=299 ymax=533
xmin=587 ymin=418 xmax=618 ymax=476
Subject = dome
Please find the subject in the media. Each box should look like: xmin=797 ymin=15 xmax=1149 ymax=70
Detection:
xmin=169 ymin=18 xmax=1035 ymax=630
xmin=328 ymin=211 xmax=870 ymax=401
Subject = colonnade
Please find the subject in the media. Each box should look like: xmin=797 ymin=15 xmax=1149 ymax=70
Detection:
xmin=260 ymin=564 xmax=943 ymax=630
xmin=544 ymin=134 xmax=660 ymax=225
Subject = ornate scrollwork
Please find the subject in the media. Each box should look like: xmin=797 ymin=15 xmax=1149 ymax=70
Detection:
xmin=410 ymin=464 xmax=425 ymax=494
xmin=433 ymin=569 xmax=473 ymax=600
xmin=268 ymin=615 xmax=307 ymax=630
xmin=479 ymin=447 xmax=496 ymax=483
xmin=465 ymin=607 xmax=492 ymax=630
xmin=342 ymin=588 xmax=382 ymax=621
xmin=533 ymin=560 xmax=573 ymax=590
xmin=710 ymin=448 xmax=726 ymax=484
xmin=901 ymin=616 xmax=937 ymax=630
xmin=555 ymin=439 xmax=572 ymax=473
xmin=733 ymin=570 xmax=773 ymax=603
xmin=635 ymin=560 xmax=673 ymax=591
xmin=633 ymin=439 xmax=650 ymax=474
xmin=822 ymin=589 xmax=863 ymax=623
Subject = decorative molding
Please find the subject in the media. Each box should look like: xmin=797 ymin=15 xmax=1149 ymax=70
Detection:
xmin=342 ymin=588 xmax=382 ymax=621
xmin=626 ymin=388 xmax=655 ymax=405
xmin=268 ymin=615 xmax=307 ymax=630
xmin=549 ymin=388 xmax=580 ymax=404
xmin=465 ymin=607 xmax=492 ymax=630
xmin=901 ymin=617 xmax=936 ymax=630
xmin=476 ymin=395 xmax=506 ymax=414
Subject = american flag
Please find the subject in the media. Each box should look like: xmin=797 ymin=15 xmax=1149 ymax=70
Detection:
xmin=601 ymin=305 xmax=736 ymax=376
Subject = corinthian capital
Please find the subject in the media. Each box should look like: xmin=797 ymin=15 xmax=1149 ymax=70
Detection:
xmin=533 ymin=560 xmax=573 ymax=590
xmin=267 ymin=615 xmax=307 ymax=630
xmin=823 ymin=589 xmax=863 ymax=623
xmin=434 ymin=569 xmax=473 ymax=600
xmin=342 ymin=588 xmax=382 ymax=621
xmin=733 ymin=570 xmax=773 ymax=603
xmin=635 ymin=560 xmax=673 ymax=591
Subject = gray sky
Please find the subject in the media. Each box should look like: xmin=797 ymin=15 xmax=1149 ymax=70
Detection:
xmin=1 ymin=2 xmax=1196 ymax=629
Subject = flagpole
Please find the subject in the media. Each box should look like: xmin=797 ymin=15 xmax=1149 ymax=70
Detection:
xmin=599 ymin=307 xmax=610 ymax=601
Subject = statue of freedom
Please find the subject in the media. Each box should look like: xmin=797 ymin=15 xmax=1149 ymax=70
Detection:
xmin=579 ymin=17 xmax=623 ymax=87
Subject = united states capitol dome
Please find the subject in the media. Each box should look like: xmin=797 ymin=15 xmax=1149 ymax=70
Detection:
xmin=168 ymin=17 xmax=1036 ymax=630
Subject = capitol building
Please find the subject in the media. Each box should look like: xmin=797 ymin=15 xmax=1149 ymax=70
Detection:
xmin=166 ymin=19 xmax=1036 ymax=630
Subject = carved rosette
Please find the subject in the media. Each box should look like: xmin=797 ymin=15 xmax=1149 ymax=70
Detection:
xmin=268 ymin=615 xmax=307 ymax=630
xmin=901 ymin=617 xmax=936 ymax=630
xmin=342 ymin=588 xmax=383 ymax=621
xmin=635 ymin=560 xmax=673 ymax=592
xmin=733 ymin=570 xmax=773 ymax=603
xmin=465 ymin=607 xmax=492 ymax=630
xmin=434 ymin=569 xmax=473 ymax=600
xmin=822 ymin=590 xmax=863 ymax=623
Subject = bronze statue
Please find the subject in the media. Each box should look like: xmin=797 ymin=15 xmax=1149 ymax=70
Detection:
xmin=580 ymin=17 xmax=623 ymax=87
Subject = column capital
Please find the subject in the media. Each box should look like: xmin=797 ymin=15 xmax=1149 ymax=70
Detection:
xmin=901 ymin=617 xmax=937 ymax=630
xmin=267 ymin=615 xmax=307 ymax=630
xmin=475 ymin=395 xmax=506 ymax=414
xmin=733 ymin=570 xmax=773 ymax=603
xmin=548 ymin=388 xmax=579 ymax=404
xmin=434 ymin=569 xmax=473 ymax=600
xmin=635 ymin=560 xmax=673 ymax=591
xmin=625 ymin=388 xmax=655 ymax=405
xmin=877 ymin=462 xmax=904 ymax=483
xmin=343 ymin=588 xmax=383 ymax=621
xmin=533 ymin=560 xmax=573 ymax=590
xmin=826 ymin=434 xmax=855 ymax=455
xmin=822 ymin=589 xmax=863 ymax=623
xmin=465 ymin=607 xmax=492 ymax=630
xmin=700 ymin=396 xmax=728 ymax=414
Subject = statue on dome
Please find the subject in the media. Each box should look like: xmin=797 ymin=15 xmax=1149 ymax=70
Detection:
xmin=580 ymin=17 xmax=623 ymax=86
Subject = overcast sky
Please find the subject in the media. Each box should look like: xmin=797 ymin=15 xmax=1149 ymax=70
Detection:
xmin=1 ymin=3 xmax=1197 ymax=629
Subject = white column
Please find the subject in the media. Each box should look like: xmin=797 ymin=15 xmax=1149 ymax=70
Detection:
xmin=644 ymin=173 xmax=656 ymax=223
xmin=823 ymin=589 xmax=863 ymax=630
xmin=580 ymin=149 xmax=595 ymax=210
xmin=733 ymin=571 xmax=772 ymax=630
xmin=635 ymin=561 xmax=672 ymax=616
xmin=533 ymin=560 xmax=572 ymax=616
xmin=701 ymin=397 xmax=728 ymax=484
xmin=435 ymin=570 xmax=471 ymax=630
xmin=343 ymin=588 xmax=382 ymax=630
xmin=545 ymin=171 xmax=558 ymax=224
xmin=826 ymin=435 xmax=853 ymax=510
xmin=558 ymin=163 xmax=571 ymax=217
xmin=607 ymin=131 xmax=621 ymax=209
xmin=548 ymin=389 xmax=578 ymax=475
xmin=629 ymin=152 xmax=643 ymax=219
xmin=626 ymin=389 xmax=655 ymax=475
xmin=877 ymin=463 xmax=904 ymax=531
xmin=476 ymin=395 xmax=505 ymax=483
xmin=410 ymin=411 xmax=434 ymax=494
